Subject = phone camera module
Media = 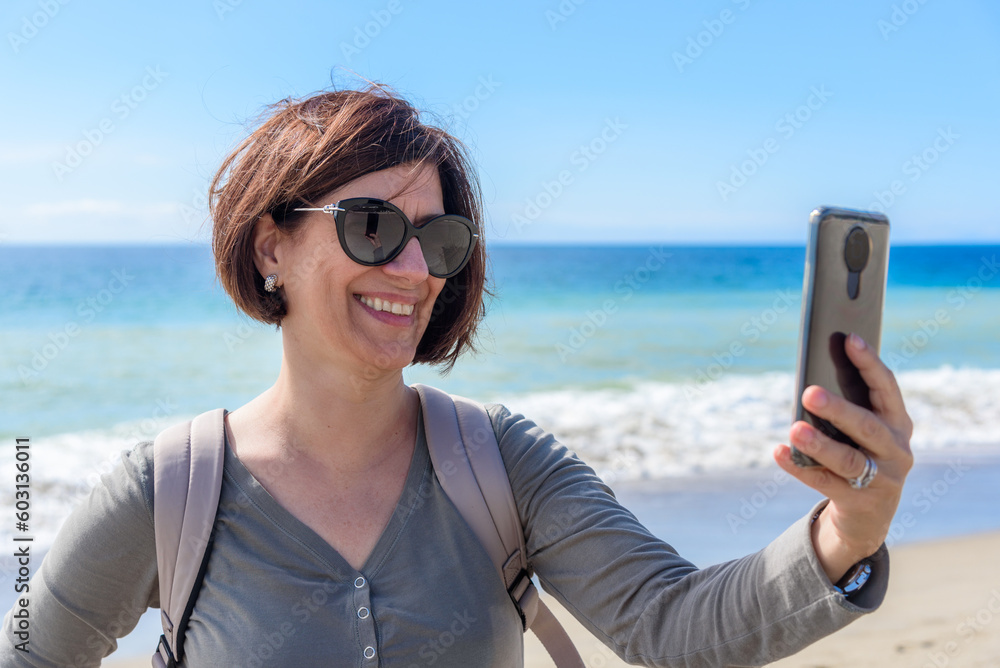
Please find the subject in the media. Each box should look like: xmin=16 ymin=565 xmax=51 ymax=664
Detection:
xmin=844 ymin=227 xmax=870 ymax=272
xmin=843 ymin=226 xmax=869 ymax=299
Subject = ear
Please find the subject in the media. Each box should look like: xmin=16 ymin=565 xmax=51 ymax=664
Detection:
xmin=252 ymin=214 xmax=282 ymax=283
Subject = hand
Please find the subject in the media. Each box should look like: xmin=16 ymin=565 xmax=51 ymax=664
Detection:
xmin=774 ymin=332 xmax=914 ymax=583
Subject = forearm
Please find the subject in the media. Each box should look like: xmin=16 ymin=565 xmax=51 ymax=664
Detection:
xmin=1 ymin=562 xmax=148 ymax=667
xmin=610 ymin=502 xmax=889 ymax=667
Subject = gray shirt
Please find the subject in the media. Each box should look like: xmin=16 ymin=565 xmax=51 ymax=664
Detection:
xmin=2 ymin=404 xmax=888 ymax=667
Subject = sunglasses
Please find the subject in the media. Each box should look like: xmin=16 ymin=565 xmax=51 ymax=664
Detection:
xmin=292 ymin=198 xmax=479 ymax=279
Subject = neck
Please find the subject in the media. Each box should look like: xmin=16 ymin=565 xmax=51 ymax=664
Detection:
xmin=232 ymin=349 xmax=418 ymax=475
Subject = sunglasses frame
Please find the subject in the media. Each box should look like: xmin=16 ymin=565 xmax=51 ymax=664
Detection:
xmin=293 ymin=197 xmax=479 ymax=279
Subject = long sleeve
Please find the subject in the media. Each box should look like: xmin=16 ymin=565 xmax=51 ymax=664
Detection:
xmin=1 ymin=442 xmax=159 ymax=667
xmin=488 ymin=404 xmax=888 ymax=668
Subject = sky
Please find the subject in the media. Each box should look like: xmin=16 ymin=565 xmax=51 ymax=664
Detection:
xmin=2 ymin=0 xmax=999 ymax=245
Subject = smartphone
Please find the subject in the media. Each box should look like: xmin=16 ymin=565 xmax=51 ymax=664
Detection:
xmin=791 ymin=207 xmax=890 ymax=467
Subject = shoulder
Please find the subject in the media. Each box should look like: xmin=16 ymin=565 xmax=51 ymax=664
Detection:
xmin=37 ymin=440 xmax=158 ymax=585
xmin=482 ymin=402 xmax=615 ymax=506
xmin=483 ymin=403 xmax=585 ymax=467
xmin=102 ymin=439 xmax=156 ymax=524
xmin=483 ymin=402 xmax=555 ymax=448
xmin=483 ymin=402 xmax=553 ymax=467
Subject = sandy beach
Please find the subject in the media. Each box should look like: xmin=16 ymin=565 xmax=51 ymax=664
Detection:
xmin=100 ymin=531 xmax=1000 ymax=667
xmin=522 ymin=531 xmax=1000 ymax=668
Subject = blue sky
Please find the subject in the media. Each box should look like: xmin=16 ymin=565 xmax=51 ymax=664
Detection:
xmin=2 ymin=0 xmax=998 ymax=244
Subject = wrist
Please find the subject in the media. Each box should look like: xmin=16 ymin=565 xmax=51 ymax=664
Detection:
xmin=809 ymin=505 xmax=865 ymax=584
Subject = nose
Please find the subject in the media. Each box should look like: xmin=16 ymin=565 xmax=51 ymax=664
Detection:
xmin=384 ymin=237 xmax=430 ymax=282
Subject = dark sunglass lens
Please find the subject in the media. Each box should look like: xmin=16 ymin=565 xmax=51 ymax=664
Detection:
xmin=419 ymin=219 xmax=473 ymax=277
xmin=342 ymin=204 xmax=406 ymax=264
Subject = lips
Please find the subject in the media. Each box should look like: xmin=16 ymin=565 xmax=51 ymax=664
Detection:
xmin=357 ymin=294 xmax=415 ymax=316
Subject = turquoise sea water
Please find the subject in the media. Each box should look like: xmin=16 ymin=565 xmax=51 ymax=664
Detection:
xmin=1 ymin=244 xmax=999 ymax=550
xmin=5 ymin=244 xmax=999 ymax=422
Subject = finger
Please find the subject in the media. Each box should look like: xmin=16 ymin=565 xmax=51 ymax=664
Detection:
xmin=801 ymin=385 xmax=901 ymax=462
xmin=843 ymin=333 xmax=912 ymax=437
xmin=774 ymin=443 xmax=852 ymax=497
xmin=789 ymin=421 xmax=873 ymax=484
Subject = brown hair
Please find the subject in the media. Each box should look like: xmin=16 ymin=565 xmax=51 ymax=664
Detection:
xmin=209 ymin=84 xmax=488 ymax=370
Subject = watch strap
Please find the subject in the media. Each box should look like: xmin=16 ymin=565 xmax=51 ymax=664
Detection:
xmin=833 ymin=560 xmax=872 ymax=597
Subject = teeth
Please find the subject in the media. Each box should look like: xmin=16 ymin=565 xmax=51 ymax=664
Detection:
xmin=359 ymin=295 xmax=414 ymax=316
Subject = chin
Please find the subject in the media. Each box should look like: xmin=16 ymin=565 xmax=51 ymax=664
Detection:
xmin=361 ymin=342 xmax=420 ymax=373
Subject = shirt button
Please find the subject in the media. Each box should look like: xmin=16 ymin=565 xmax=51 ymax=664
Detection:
xmin=358 ymin=606 xmax=370 ymax=619
xmin=354 ymin=576 xmax=366 ymax=588
xmin=364 ymin=646 xmax=376 ymax=659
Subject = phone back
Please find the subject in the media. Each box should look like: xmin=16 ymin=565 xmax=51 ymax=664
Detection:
xmin=792 ymin=207 xmax=889 ymax=466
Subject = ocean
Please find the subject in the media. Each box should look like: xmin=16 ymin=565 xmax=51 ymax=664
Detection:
xmin=3 ymin=243 xmax=999 ymax=656
xmin=2 ymin=243 xmax=999 ymax=553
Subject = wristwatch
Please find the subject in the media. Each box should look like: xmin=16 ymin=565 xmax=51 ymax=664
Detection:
xmin=833 ymin=560 xmax=871 ymax=597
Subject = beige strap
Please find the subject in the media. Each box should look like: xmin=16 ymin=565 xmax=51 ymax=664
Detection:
xmin=414 ymin=384 xmax=585 ymax=668
xmin=416 ymin=385 xmax=511 ymax=572
xmin=533 ymin=600 xmax=587 ymax=668
xmin=152 ymin=408 xmax=226 ymax=665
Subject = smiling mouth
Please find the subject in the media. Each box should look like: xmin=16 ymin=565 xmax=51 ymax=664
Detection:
xmin=357 ymin=295 xmax=415 ymax=316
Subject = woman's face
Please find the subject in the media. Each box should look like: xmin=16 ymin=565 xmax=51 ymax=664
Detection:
xmin=273 ymin=163 xmax=448 ymax=378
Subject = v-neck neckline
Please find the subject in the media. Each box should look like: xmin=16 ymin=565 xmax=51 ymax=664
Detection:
xmin=221 ymin=409 xmax=431 ymax=581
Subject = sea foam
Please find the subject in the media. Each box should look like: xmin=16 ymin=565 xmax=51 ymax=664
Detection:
xmin=3 ymin=366 xmax=997 ymax=553
xmin=497 ymin=366 xmax=1000 ymax=482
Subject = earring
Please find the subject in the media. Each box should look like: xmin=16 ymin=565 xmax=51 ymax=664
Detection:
xmin=264 ymin=274 xmax=279 ymax=293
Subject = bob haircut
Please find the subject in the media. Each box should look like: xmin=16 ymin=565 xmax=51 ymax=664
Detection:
xmin=210 ymin=84 xmax=488 ymax=370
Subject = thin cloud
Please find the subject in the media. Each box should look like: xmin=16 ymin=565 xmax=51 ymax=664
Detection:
xmin=0 ymin=145 xmax=63 ymax=165
xmin=23 ymin=200 xmax=179 ymax=218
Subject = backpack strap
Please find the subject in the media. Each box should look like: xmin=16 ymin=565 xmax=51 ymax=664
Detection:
xmin=151 ymin=408 xmax=226 ymax=668
xmin=413 ymin=384 xmax=585 ymax=668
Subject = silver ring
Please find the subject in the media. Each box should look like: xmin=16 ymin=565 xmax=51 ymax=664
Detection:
xmin=848 ymin=454 xmax=877 ymax=489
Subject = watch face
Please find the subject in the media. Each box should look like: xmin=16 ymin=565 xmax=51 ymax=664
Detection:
xmin=835 ymin=561 xmax=872 ymax=595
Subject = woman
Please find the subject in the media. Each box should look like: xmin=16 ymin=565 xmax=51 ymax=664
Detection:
xmin=2 ymin=85 xmax=913 ymax=667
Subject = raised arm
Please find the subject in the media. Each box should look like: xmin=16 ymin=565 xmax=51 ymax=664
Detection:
xmin=490 ymin=403 xmax=889 ymax=667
